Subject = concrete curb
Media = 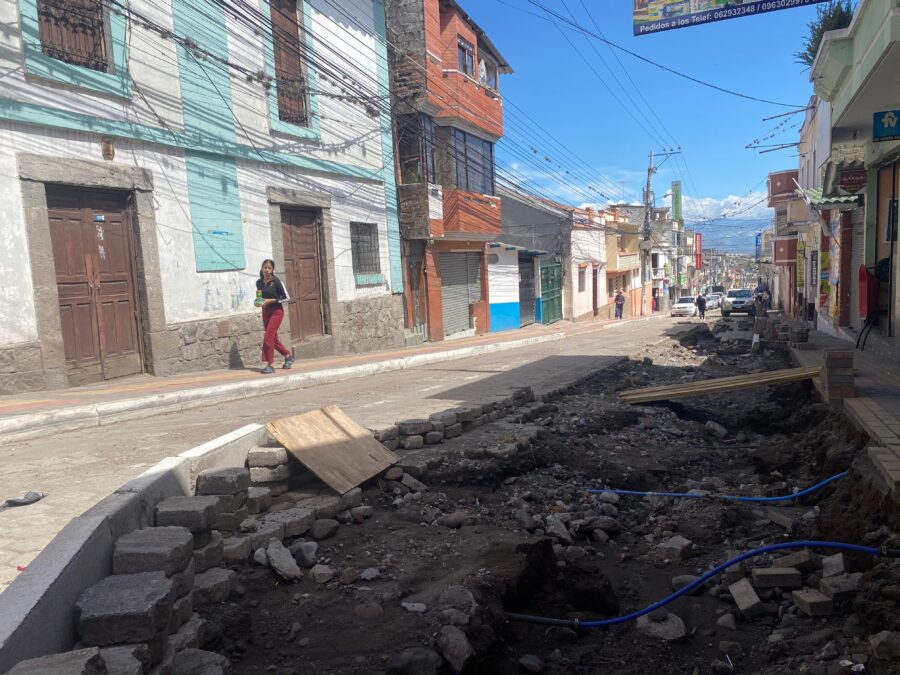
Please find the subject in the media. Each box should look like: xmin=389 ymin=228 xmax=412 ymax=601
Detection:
xmin=0 ymin=332 xmax=565 ymax=444
xmin=0 ymin=423 xmax=265 ymax=671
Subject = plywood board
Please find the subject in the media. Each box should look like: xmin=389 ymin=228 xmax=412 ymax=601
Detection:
xmin=619 ymin=366 xmax=820 ymax=404
xmin=267 ymin=405 xmax=398 ymax=494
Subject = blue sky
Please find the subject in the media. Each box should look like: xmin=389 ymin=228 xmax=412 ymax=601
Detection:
xmin=474 ymin=0 xmax=825 ymax=252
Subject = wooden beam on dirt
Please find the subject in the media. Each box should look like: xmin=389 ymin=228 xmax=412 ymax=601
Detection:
xmin=618 ymin=366 xmax=821 ymax=404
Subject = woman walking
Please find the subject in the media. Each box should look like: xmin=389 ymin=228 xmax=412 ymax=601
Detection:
xmin=255 ymin=259 xmax=294 ymax=373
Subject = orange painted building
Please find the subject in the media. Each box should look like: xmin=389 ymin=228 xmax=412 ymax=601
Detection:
xmin=386 ymin=0 xmax=511 ymax=342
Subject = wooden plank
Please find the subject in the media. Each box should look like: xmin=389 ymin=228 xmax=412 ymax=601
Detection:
xmin=267 ymin=405 xmax=399 ymax=494
xmin=619 ymin=366 xmax=820 ymax=404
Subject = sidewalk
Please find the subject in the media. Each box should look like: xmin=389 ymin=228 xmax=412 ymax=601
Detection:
xmin=788 ymin=323 xmax=900 ymax=495
xmin=0 ymin=314 xmax=657 ymax=443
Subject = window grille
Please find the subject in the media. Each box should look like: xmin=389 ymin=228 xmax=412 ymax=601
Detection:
xmin=37 ymin=0 xmax=109 ymax=72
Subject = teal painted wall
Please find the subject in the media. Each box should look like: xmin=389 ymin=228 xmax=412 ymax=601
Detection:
xmin=171 ymin=0 xmax=244 ymax=271
xmin=372 ymin=0 xmax=403 ymax=294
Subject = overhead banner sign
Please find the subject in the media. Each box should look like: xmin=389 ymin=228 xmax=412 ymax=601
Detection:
xmin=694 ymin=231 xmax=703 ymax=269
xmin=633 ymin=0 xmax=830 ymax=36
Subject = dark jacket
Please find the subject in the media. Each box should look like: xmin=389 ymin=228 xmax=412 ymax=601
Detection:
xmin=256 ymin=275 xmax=290 ymax=306
xmin=696 ymin=296 xmax=707 ymax=309
xmin=614 ymin=293 xmax=626 ymax=306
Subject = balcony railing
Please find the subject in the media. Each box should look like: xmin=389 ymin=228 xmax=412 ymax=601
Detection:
xmin=442 ymin=189 xmax=501 ymax=236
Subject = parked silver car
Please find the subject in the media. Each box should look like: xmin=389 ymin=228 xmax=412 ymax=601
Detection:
xmin=706 ymin=293 xmax=723 ymax=310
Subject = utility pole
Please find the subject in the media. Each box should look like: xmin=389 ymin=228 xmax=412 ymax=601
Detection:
xmin=640 ymin=152 xmax=655 ymax=317
xmin=639 ymin=149 xmax=681 ymax=316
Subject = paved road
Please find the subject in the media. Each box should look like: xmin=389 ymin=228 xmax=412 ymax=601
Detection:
xmin=0 ymin=316 xmax=697 ymax=589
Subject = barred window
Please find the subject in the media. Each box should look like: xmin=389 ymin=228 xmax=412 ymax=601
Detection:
xmin=37 ymin=0 xmax=109 ymax=72
xmin=270 ymin=0 xmax=309 ymax=126
xmin=350 ymin=222 xmax=381 ymax=280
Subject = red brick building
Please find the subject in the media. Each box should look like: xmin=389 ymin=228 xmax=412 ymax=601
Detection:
xmin=386 ymin=0 xmax=511 ymax=341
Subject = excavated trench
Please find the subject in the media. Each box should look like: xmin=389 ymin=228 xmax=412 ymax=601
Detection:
xmin=195 ymin=324 xmax=899 ymax=675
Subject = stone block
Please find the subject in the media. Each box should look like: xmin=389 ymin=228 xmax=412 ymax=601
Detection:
xmin=246 ymin=487 xmax=272 ymax=514
xmin=191 ymin=568 xmax=236 ymax=607
xmin=311 ymin=519 xmax=340 ymax=540
xmin=444 ymin=423 xmax=462 ymax=439
xmin=148 ymin=639 xmax=173 ymax=674
xmin=113 ymin=527 xmax=194 ymax=576
xmin=222 ymin=536 xmax=252 ymax=564
xmin=193 ymin=531 xmax=224 ymax=572
xmin=373 ymin=426 xmax=398 ymax=442
xmin=430 ymin=411 xmax=457 ymax=426
xmin=247 ymin=446 xmax=288 ymax=467
xmin=155 ymin=497 xmax=219 ymax=533
xmin=819 ymin=572 xmax=863 ymax=603
xmin=750 ymin=567 xmax=802 ymax=588
xmin=290 ymin=541 xmax=319 ymax=568
xmin=728 ymin=578 xmax=763 ymax=619
xmin=170 ymin=614 xmax=203 ymax=653
xmin=398 ymin=419 xmax=432 ymax=435
xmin=264 ymin=507 xmax=315 ymax=538
xmin=7 ymin=648 xmax=106 ymax=675
xmin=657 ymin=535 xmax=693 ymax=561
xmin=267 ymin=539 xmax=304 ymax=581
xmin=250 ymin=480 xmax=289 ymax=497
xmin=99 ymin=645 xmax=148 ymax=675
xmin=341 ymin=487 xmax=363 ymax=509
xmin=381 ymin=438 xmax=399 ymax=451
xmin=76 ymin=572 xmax=174 ymax=646
xmin=461 ymin=416 xmax=484 ymax=432
xmin=248 ymin=520 xmax=285 ymax=549
xmin=764 ymin=507 xmax=799 ymax=532
xmin=169 ymin=594 xmax=193 ymax=633
xmin=250 ymin=465 xmax=291 ymax=483
xmin=792 ymin=589 xmax=834 ymax=617
xmin=869 ymin=630 xmax=900 ymax=661
xmin=212 ymin=493 xmax=246 ymax=514
xmin=821 ymin=553 xmax=846 ymax=578
xmin=723 ymin=550 xmax=745 ymax=584
xmin=213 ymin=506 xmax=249 ymax=532
xmin=772 ymin=549 xmax=820 ymax=573
xmin=400 ymin=435 xmax=424 ymax=450
xmin=172 ymin=649 xmax=231 ymax=674
xmin=425 ymin=431 xmax=444 ymax=445
xmin=170 ymin=560 xmax=196 ymax=599
xmin=196 ymin=468 xmax=250 ymax=496
xmin=294 ymin=494 xmax=344 ymax=519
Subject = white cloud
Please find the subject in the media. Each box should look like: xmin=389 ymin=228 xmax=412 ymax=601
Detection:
xmin=678 ymin=191 xmax=770 ymax=222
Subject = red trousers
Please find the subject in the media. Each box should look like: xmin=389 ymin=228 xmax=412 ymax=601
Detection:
xmin=261 ymin=305 xmax=290 ymax=364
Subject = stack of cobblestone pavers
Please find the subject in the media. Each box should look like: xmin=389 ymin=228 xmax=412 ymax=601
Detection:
xmin=7 ymin=464 xmax=371 ymax=674
xmin=247 ymin=444 xmax=291 ymax=496
xmin=374 ymin=387 xmax=535 ymax=452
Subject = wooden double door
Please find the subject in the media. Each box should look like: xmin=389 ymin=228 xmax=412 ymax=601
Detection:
xmin=47 ymin=186 xmax=143 ymax=385
xmin=281 ymin=208 xmax=325 ymax=341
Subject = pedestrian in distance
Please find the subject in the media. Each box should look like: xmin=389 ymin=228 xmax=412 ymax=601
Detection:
xmin=255 ymin=259 xmax=295 ymax=374
xmin=695 ymin=293 xmax=707 ymax=320
xmin=614 ymin=289 xmax=626 ymax=320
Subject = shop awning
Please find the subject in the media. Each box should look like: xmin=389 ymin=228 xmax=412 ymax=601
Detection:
xmin=794 ymin=186 xmax=862 ymax=211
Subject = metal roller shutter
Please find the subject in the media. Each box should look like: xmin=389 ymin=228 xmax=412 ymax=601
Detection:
xmin=850 ymin=207 xmax=866 ymax=331
xmin=440 ymin=252 xmax=478 ymax=337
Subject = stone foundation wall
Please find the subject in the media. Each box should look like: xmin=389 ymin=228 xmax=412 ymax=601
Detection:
xmin=152 ymin=314 xmax=263 ymax=377
xmin=0 ymin=341 xmax=60 ymax=395
xmin=332 ymin=294 xmax=406 ymax=354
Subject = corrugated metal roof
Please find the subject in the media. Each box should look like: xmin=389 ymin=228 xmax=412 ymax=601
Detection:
xmin=794 ymin=186 xmax=861 ymax=208
xmin=489 ymin=242 xmax=546 ymax=256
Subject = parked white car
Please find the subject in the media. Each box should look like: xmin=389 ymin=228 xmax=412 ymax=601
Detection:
xmin=671 ymin=296 xmax=698 ymax=317
xmin=707 ymin=293 xmax=723 ymax=310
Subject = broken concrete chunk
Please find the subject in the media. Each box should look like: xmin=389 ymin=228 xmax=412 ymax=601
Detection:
xmin=310 ymin=564 xmax=335 ymax=583
xmin=705 ymin=420 xmax=728 ymax=439
xmin=351 ymin=506 xmax=374 ymax=523
xmin=341 ymin=487 xmax=363 ymax=509
xmin=248 ymin=520 xmax=285 ymax=550
xmin=544 ymin=515 xmax=572 ymax=545
xmin=401 ymin=473 xmax=428 ymax=493
xmin=196 ymin=467 xmax=250 ymax=495
xmin=311 ymin=518 xmax=340 ymax=540
xmin=868 ymin=630 xmax=900 ymax=661
xmin=76 ymin=572 xmax=174 ymax=646
xmin=438 ymin=585 xmax=478 ymax=617
xmin=265 ymin=507 xmax=315 ymax=538
xmin=266 ymin=539 xmax=304 ymax=582
xmin=636 ymin=612 xmax=687 ymax=641
xmin=290 ymin=541 xmax=319 ymax=568
xmin=728 ymin=578 xmax=763 ymax=619
xmin=113 ymin=526 xmax=194 ymax=576
xmin=7 ymin=648 xmax=107 ymax=675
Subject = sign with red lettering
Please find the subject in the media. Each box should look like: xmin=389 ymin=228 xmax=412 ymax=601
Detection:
xmin=838 ymin=169 xmax=867 ymax=194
